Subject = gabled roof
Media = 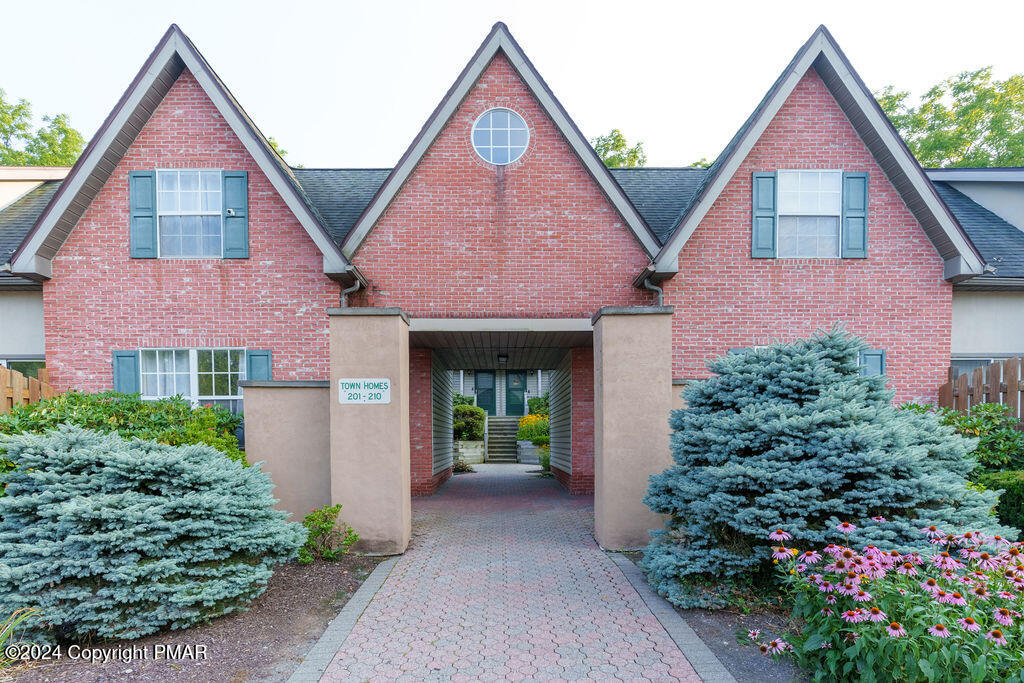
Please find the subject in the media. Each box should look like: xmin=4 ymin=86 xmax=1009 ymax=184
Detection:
xmin=932 ymin=181 xmax=1024 ymax=284
xmin=0 ymin=181 xmax=61 ymax=289
xmin=607 ymin=168 xmax=708 ymax=244
xmin=339 ymin=22 xmax=662 ymax=260
xmin=650 ymin=25 xmax=985 ymax=284
xmin=9 ymin=24 xmax=357 ymax=284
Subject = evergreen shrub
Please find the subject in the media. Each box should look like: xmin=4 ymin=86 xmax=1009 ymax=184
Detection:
xmin=976 ymin=470 xmax=1024 ymax=531
xmin=0 ymin=426 xmax=305 ymax=641
xmin=453 ymin=404 xmax=485 ymax=441
xmin=453 ymin=392 xmax=475 ymax=407
xmin=642 ymin=329 xmax=1016 ymax=608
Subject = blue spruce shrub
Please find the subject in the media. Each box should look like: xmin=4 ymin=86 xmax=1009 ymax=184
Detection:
xmin=0 ymin=425 xmax=306 ymax=640
xmin=642 ymin=329 xmax=1015 ymax=608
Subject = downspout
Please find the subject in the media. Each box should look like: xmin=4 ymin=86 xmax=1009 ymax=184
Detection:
xmin=642 ymin=275 xmax=664 ymax=307
xmin=339 ymin=279 xmax=362 ymax=307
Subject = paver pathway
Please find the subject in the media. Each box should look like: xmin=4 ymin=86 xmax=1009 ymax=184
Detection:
xmin=320 ymin=464 xmax=702 ymax=682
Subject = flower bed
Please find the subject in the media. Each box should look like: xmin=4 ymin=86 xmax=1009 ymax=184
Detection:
xmin=756 ymin=522 xmax=1024 ymax=681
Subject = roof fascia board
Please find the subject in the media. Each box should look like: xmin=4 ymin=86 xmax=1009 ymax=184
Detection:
xmin=926 ymin=169 xmax=1024 ymax=183
xmin=408 ymin=317 xmax=593 ymax=333
xmin=340 ymin=24 xmax=660 ymax=259
xmin=652 ymin=36 xmax=824 ymax=273
xmin=11 ymin=38 xmax=181 ymax=274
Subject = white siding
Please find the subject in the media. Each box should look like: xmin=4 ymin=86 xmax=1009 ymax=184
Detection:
xmin=952 ymin=291 xmax=1024 ymax=357
xmin=948 ymin=181 xmax=1024 ymax=232
xmin=0 ymin=291 xmax=45 ymax=357
xmin=432 ymin=355 xmax=454 ymax=474
xmin=548 ymin=354 xmax=572 ymax=474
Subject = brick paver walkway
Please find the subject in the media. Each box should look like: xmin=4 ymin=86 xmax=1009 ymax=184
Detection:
xmin=321 ymin=464 xmax=701 ymax=682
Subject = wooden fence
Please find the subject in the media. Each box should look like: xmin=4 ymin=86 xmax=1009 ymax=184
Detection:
xmin=938 ymin=357 xmax=1024 ymax=420
xmin=1 ymin=366 xmax=58 ymax=415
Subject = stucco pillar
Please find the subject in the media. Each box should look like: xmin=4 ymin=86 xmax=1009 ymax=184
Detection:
xmin=592 ymin=305 xmax=674 ymax=550
xmin=329 ymin=307 xmax=411 ymax=554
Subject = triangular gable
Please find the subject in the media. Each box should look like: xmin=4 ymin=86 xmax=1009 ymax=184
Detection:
xmin=651 ymin=25 xmax=985 ymax=284
xmin=340 ymin=22 xmax=661 ymax=259
xmin=11 ymin=25 xmax=356 ymax=283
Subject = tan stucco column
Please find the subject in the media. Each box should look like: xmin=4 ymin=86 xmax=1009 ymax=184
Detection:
xmin=592 ymin=305 xmax=674 ymax=550
xmin=329 ymin=307 xmax=411 ymax=554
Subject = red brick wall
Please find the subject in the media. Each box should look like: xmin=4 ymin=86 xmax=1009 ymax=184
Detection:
xmin=663 ymin=68 xmax=951 ymax=403
xmin=350 ymin=53 xmax=654 ymax=317
xmin=42 ymin=70 xmax=339 ymax=391
xmin=568 ymin=347 xmax=594 ymax=494
xmin=410 ymin=348 xmax=451 ymax=495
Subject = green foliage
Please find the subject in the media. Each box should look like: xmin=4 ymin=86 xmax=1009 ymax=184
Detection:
xmin=976 ymin=470 xmax=1024 ymax=531
xmin=902 ymin=402 xmax=1024 ymax=471
xmin=642 ymin=328 xmax=1015 ymax=609
xmin=453 ymin=455 xmax=475 ymax=474
xmin=527 ymin=391 xmax=549 ymax=416
xmin=0 ymin=392 xmax=245 ymax=475
xmin=453 ymin=404 xmax=485 ymax=441
xmin=767 ymin=527 xmax=1024 ymax=682
xmin=537 ymin=445 xmax=550 ymax=472
xmin=1 ymin=608 xmax=38 ymax=669
xmin=590 ymin=128 xmax=647 ymax=167
xmin=689 ymin=157 xmax=713 ymax=168
xmin=0 ymin=88 xmax=84 ymax=165
xmin=297 ymin=504 xmax=358 ymax=563
xmin=453 ymin=392 xmax=475 ymax=407
xmin=0 ymin=426 xmax=305 ymax=641
xmin=516 ymin=413 xmax=549 ymax=446
xmin=877 ymin=68 xmax=1024 ymax=167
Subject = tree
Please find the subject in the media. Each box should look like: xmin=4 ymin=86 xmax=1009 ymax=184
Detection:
xmin=0 ymin=88 xmax=84 ymax=166
xmin=590 ymin=128 xmax=647 ymax=167
xmin=641 ymin=328 xmax=1013 ymax=609
xmin=877 ymin=68 xmax=1024 ymax=167
xmin=689 ymin=157 xmax=712 ymax=168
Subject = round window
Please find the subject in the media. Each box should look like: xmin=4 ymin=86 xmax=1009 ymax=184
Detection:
xmin=472 ymin=108 xmax=529 ymax=165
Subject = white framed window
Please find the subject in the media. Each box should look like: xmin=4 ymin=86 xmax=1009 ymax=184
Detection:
xmin=156 ymin=170 xmax=223 ymax=258
xmin=0 ymin=357 xmax=46 ymax=379
xmin=140 ymin=348 xmax=245 ymax=412
xmin=472 ymin=108 xmax=529 ymax=165
xmin=777 ymin=170 xmax=842 ymax=258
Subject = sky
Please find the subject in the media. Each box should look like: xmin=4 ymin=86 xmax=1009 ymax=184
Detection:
xmin=3 ymin=0 xmax=1024 ymax=168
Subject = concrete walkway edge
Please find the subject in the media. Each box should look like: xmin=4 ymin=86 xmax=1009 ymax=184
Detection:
xmin=609 ymin=553 xmax=738 ymax=683
xmin=287 ymin=556 xmax=401 ymax=683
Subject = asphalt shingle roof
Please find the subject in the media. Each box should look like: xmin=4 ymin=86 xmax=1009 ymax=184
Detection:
xmin=608 ymin=168 xmax=708 ymax=244
xmin=933 ymin=181 xmax=1024 ymax=280
xmin=291 ymin=169 xmax=391 ymax=245
xmin=0 ymin=181 xmax=61 ymax=288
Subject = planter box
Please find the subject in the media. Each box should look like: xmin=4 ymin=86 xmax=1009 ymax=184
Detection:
xmin=456 ymin=440 xmax=485 ymax=464
xmin=517 ymin=440 xmax=540 ymax=465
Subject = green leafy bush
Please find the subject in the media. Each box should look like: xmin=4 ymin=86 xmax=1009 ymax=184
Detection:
xmin=903 ymin=402 xmax=1024 ymax=471
xmin=453 ymin=455 xmax=475 ymax=474
xmin=298 ymin=504 xmax=358 ymax=563
xmin=642 ymin=329 xmax=1015 ymax=609
xmin=0 ymin=391 xmax=245 ymax=464
xmin=528 ymin=391 xmax=549 ymax=416
xmin=517 ymin=413 xmax=549 ymax=446
xmin=453 ymin=392 xmax=475 ymax=407
xmin=453 ymin=404 xmax=485 ymax=441
xmin=0 ymin=426 xmax=305 ymax=641
xmin=976 ymin=470 xmax=1024 ymax=531
xmin=537 ymin=445 xmax=550 ymax=472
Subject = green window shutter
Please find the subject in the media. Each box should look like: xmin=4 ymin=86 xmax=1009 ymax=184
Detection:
xmin=751 ymin=172 xmax=777 ymax=258
xmin=246 ymin=349 xmax=272 ymax=381
xmin=842 ymin=172 xmax=869 ymax=258
xmin=859 ymin=349 xmax=886 ymax=376
xmin=112 ymin=350 xmax=140 ymax=393
xmin=129 ymin=171 xmax=157 ymax=258
xmin=223 ymin=170 xmax=249 ymax=258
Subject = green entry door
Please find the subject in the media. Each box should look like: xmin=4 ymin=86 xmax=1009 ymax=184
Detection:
xmin=476 ymin=371 xmax=496 ymax=415
xmin=506 ymin=371 xmax=526 ymax=417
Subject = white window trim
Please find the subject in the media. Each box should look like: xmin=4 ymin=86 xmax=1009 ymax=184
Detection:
xmin=471 ymin=107 xmax=530 ymax=166
xmin=776 ymin=168 xmax=843 ymax=260
xmin=155 ymin=168 xmax=224 ymax=259
xmin=138 ymin=347 xmax=246 ymax=405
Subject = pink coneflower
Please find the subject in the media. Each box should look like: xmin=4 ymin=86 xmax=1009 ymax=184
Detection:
xmin=972 ymin=585 xmax=991 ymax=600
xmin=748 ymin=629 xmax=761 ymax=640
xmin=864 ymin=562 xmax=887 ymax=579
xmin=825 ymin=594 xmax=838 ymax=605
xmin=841 ymin=609 xmax=866 ymax=624
xmin=921 ymin=578 xmax=941 ymax=594
xmin=801 ymin=550 xmax=821 ymax=564
xmin=921 ymin=525 xmax=944 ymax=539
xmin=768 ymin=528 xmax=792 ymax=542
xmin=958 ymin=617 xmax=981 ymax=632
xmin=836 ymin=522 xmax=856 ymax=534
xmin=764 ymin=639 xmax=788 ymax=655
xmin=796 ymin=563 xmax=808 ymax=573
xmin=820 ymin=607 xmax=833 ymax=616
xmin=960 ymin=548 xmax=983 ymax=560
xmin=886 ymin=622 xmax=907 ymax=637
xmin=990 ymin=535 xmax=1011 ymax=548
xmin=842 ymin=549 xmax=858 ymax=561
xmin=853 ymin=590 xmax=873 ymax=602
xmin=867 ymin=606 xmax=887 ymax=622
xmin=896 ymin=562 xmax=918 ymax=576
xmin=927 ymin=624 xmax=952 ymax=638
xmin=998 ymin=591 xmax=1017 ymax=600
xmin=905 ymin=553 xmax=925 ymax=565
xmin=818 ymin=580 xmax=835 ymax=593
xmin=948 ymin=592 xmax=968 ymax=606
xmin=932 ymin=552 xmax=964 ymax=570
xmin=863 ymin=545 xmax=881 ymax=557
xmin=977 ymin=553 xmax=999 ymax=571
xmin=823 ymin=543 xmax=844 ymax=558
xmin=837 ymin=582 xmax=859 ymax=597
xmin=772 ymin=546 xmax=792 ymax=561
xmin=960 ymin=531 xmax=980 ymax=546
xmin=820 ymin=642 xmax=832 ymax=649
xmin=871 ymin=516 xmax=887 ymax=523
xmin=986 ymin=629 xmax=1009 ymax=646
xmin=994 ymin=608 xmax=1014 ymax=626
xmin=935 ymin=590 xmax=951 ymax=604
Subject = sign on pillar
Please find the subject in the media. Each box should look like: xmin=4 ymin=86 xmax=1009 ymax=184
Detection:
xmin=338 ymin=378 xmax=391 ymax=404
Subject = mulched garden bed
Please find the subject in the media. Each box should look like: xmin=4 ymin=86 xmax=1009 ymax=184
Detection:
xmin=11 ymin=556 xmax=380 ymax=683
